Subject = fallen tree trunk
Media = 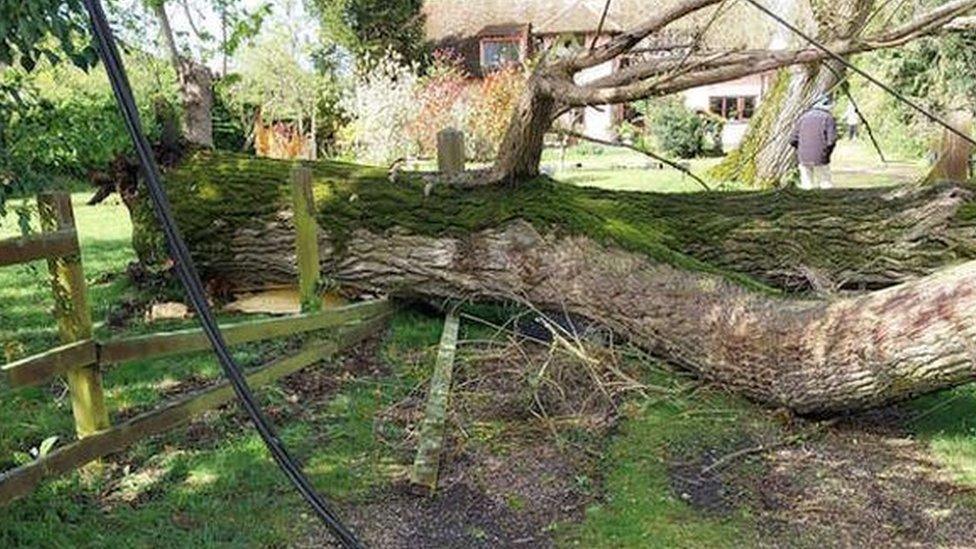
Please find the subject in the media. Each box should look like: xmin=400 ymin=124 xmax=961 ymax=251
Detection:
xmin=141 ymin=152 xmax=976 ymax=294
xmin=128 ymin=151 xmax=976 ymax=414
xmin=335 ymin=220 xmax=976 ymax=415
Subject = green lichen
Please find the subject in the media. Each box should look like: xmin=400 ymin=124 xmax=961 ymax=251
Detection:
xmin=709 ymin=70 xmax=791 ymax=188
xmin=138 ymin=150 xmax=775 ymax=292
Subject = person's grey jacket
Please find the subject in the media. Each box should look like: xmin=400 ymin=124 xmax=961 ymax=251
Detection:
xmin=790 ymin=106 xmax=838 ymax=166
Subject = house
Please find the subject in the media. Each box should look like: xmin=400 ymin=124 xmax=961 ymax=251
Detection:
xmin=423 ymin=0 xmax=775 ymax=150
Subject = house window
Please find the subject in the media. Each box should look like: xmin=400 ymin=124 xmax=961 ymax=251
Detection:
xmin=481 ymin=39 xmax=522 ymax=71
xmin=709 ymin=96 xmax=757 ymax=121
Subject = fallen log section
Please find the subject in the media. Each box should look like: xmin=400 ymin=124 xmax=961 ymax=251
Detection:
xmin=126 ymin=151 xmax=976 ymax=414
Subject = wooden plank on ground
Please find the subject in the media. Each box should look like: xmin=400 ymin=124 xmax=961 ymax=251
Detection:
xmin=410 ymin=311 xmax=460 ymax=493
xmin=0 ymin=311 xmax=391 ymax=507
xmin=2 ymin=340 xmax=97 ymax=388
xmin=99 ymin=299 xmax=391 ymax=364
xmin=0 ymin=230 xmax=79 ymax=267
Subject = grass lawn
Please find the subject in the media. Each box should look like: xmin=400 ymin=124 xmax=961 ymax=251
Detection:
xmin=0 ymin=191 xmax=447 ymax=545
xmin=539 ymin=139 xmax=927 ymax=192
xmin=1 ymin=173 xmax=975 ymax=546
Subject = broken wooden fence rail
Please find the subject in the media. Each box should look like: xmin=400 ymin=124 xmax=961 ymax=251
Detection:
xmin=0 ymin=190 xmax=396 ymax=506
xmin=0 ymin=229 xmax=79 ymax=267
xmin=98 ymin=299 xmax=391 ymax=365
xmin=1 ymin=300 xmax=393 ymax=389
xmin=0 ymin=310 xmax=392 ymax=506
xmin=2 ymin=340 xmax=97 ymax=389
xmin=410 ymin=310 xmax=460 ymax=493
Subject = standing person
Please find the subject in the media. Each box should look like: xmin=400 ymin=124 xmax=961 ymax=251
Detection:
xmin=790 ymin=95 xmax=838 ymax=189
xmin=844 ymin=101 xmax=860 ymax=140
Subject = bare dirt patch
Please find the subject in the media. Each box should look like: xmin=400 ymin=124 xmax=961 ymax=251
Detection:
xmin=301 ymin=332 xmax=620 ymax=548
xmin=666 ymin=408 xmax=976 ymax=548
xmin=305 ymin=442 xmax=593 ymax=548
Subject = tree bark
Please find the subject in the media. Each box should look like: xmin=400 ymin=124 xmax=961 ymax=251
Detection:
xmin=713 ymin=0 xmax=873 ymax=187
xmin=490 ymin=77 xmax=558 ymax=182
xmin=139 ymin=151 xmax=976 ymax=293
xmin=925 ymin=108 xmax=974 ymax=183
xmin=332 ymin=220 xmax=976 ymax=415
xmin=128 ymin=151 xmax=976 ymax=414
xmin=153 ymin=1 xmax=214 ymax=148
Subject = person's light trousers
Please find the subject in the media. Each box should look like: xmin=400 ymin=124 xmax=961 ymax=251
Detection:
xmin=799 ymin=164 xmax=833 ymax=189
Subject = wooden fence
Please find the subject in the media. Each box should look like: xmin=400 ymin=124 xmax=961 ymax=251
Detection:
xmin=0 ymin=167 xmax=392 ymax=505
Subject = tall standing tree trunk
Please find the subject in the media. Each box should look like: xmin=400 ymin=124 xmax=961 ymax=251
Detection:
xmin=491 ymin=77 xmax=558 ymax=183
xmin=153 ymin=1 xmax=213 ymax=148
xmin=712 ymin=0 xmax=874 ymax=187
xmin=925 ymin=107 xmax=974 ymax=183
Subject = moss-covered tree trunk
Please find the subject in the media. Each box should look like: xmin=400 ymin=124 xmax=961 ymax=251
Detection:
xmin=712 ymin=0 xmax=873 ymax=187
xmin=490 ymin=77 xmax=558 ymax=183
xmin=141 ymin=152 xmax=976 ymax=294
xmin=925 ymin=108 xmax=974 ymax=183
xmin=133 ymin=151 xmax=976 ymax=414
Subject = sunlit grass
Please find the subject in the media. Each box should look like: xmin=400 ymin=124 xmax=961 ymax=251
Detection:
xmin=537 ymin=140 xmax=926 ymax=192
xmin=909 ymin=388 xmax=976 ymax=489
xmin=0 ymin=155 xmax=971 ymax=546
xmin=0 ymin=224 xmax=446 ymax=547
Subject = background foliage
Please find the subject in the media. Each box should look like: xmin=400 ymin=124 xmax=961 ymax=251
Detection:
xmin=646 ymin=98 xmax=706 ymax=159
xmin=310 ymin=0 xmax=427 ymax=66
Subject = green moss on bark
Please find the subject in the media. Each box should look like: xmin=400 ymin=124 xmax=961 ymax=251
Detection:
xmin=136 ymin=150 xmax=976 ymax=294
xmin=709 ymin=70 xmax=791 ymax=188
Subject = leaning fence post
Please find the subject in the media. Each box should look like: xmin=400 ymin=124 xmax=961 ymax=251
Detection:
xmin=291 ymin=166 xmax=321 ymax=312
xmin=437 ymin=128 xmax=465 ymax=176
xmin=37 ymin=193 xmax=110 ymax=439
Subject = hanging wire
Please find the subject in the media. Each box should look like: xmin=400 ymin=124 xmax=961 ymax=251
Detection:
xmin=742 ymin=0 xmax=976 ymax=147
xmin=78 ymin=1 xmax=364 ymax=546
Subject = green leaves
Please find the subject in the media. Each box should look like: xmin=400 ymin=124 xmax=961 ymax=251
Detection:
xmin=309 ymin=0 xmax=428 ymax=66
xmin=0 ymin=0 xmax=97 ymax=72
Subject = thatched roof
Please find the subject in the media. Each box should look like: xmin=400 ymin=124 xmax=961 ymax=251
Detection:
xmin=424 ymin=0 xmax=775 ymax=47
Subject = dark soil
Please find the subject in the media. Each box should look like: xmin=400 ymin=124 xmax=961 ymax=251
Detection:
xmin=89 ymin=328 xmax=976 ymax=548
xmin=304 ymin=443 xmax=593 ymax=548
xmin=666 ymin=408 xmax=976 ymax=548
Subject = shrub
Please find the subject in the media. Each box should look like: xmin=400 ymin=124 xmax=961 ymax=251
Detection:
xmin=465 ymin=66 xmax=526 ymax=160
xmin=407 ymin=50 xmax=469 ymax=156
xmin=649 ymin=98 xmax=704 ymax=159
xmin=336 ymin=51 xmax=527 ymax=164
xmin=337 ymin=52 xmax=419 ymax=165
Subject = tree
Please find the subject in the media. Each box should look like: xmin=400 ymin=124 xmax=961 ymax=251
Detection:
xmin=1 ymin=0 xmax=100 ymax=224
xmin=130 ymin=151 xmax=976 ymax=415
xmin=713 ymin=0 xmax=875 ymax=187
xmin=33 ymin=0 xmax=976 ymax=416
xmin=146 ymin=0 xmax=269 ymax=147
xmin=228 ymin=23 xmax=337 ymax=159
xmin=488 ymin=0 xmax=976 ymax=183
xmin=877 ymin=24 xmax=976 ymax=182
xmin=0 ymin=0 xmax=97 ymax=72
xmin=309 ymin=0 xmax=427 ymax=65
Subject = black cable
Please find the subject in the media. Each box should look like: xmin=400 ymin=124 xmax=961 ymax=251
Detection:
xmin=78 ymin=1 xmax=363 ymax=546
xmin=743 ymin=0 xmax=976 ymax=148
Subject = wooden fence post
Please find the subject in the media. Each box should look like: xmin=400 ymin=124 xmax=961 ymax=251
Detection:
xmin=291 ymin=166 xmax=321 ymax=312
xmin=437 ymin=128 xmax=465 ymax=176
xmin=37 ymin=193 xmax=110 ymax=439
